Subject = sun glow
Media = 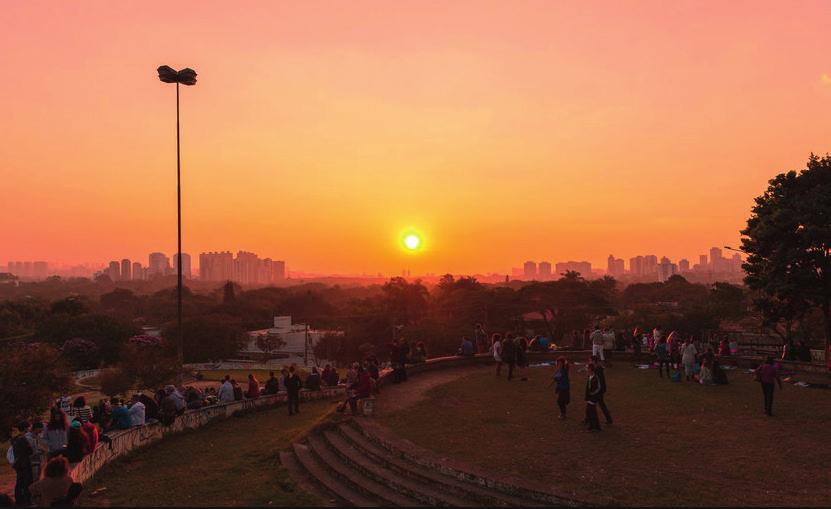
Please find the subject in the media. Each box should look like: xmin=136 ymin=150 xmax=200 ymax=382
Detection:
xmin=403 ymin=233 xmax=422 ymax=251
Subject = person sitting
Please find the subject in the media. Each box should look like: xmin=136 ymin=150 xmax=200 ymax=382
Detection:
xmin=322 ymin=365 xmax=339 ymax=386
xmin=718 ymin=338 xmax=730 ymax=357
xmin=217 ymin=376 xmax=234 ymax=403
xmin=128 ymin=394 xmax=146 ymax=426
xmin=796 ymin=340 xmax=812 ymax=362
xmin=712 ymin=359 xmax=729 ymax=385
xmin=264 ymin=371 xmax=279 ymax=394
xmin=538 ymin=335 xmax=550 ymax=352
xmin=28 ymin=456 xmax=74 ymax=507
xmin=246 ymin=374 xmax=260 ymax=399
xmin=185 ymin=387 xmax=204 ymax=410
xmin=343 ymin=366 xmax=372 ymax=414
xmin=699 ymin=347 xmax=715 ymax=385
xmin=61 ymin=421 xmax=87 ymax=465
xmin=305 ymin=367 xmax=322 ymax=391
xmin=68 ymin=397 xmax=93 ymax=425
xmin=232 ymin=380 xmax=243 ymax=401
xmin=80 ymin=420 xmax=98 ymax=455
xmin=457 ymin=336 xmax=474 ymax=357
xmin=159 ymin=387 xmax=179 ymax=426
xmin=109 ymin=399 xmax=131 ymax=430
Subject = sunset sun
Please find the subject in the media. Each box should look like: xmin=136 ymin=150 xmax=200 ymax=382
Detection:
xmin=403 ymin=233 xmax=422 ymax=251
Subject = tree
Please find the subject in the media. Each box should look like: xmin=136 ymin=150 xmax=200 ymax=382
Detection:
xmin=163 ymin=314 xmax=247 ymax=363
xmin=120 ymin=335 xmax=179 ymax=389
xmin=256 ymin=332 xmax=286 ymax=356
xmin=741 ymin=154 xmax=831 ymax=354
xmin=61 ymin=337 xmax=100 ymax=369
xmin=0 ymin=343 xmax=71 ymax=439
xmin=98 ymin=367 xmax=134 ymax=397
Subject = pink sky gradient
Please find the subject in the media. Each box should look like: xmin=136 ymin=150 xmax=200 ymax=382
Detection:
xmin=2 ymin=1 xmax=831 ymax=274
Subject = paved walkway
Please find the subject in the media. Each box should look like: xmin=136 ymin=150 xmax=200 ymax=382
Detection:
xmin=374 ymin=364 xmax=490 ymax=416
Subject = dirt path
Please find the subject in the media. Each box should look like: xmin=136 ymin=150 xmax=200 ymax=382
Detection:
xmin=374 ymin=364 xmax=491 ymax=416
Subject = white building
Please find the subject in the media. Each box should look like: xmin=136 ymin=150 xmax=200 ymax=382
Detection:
xmin=241 ymin=316 xmax=324 ymax=363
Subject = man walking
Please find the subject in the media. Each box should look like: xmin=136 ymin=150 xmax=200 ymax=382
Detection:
xmin=755 ymin=357 xmax=783 ymax=416
xmin=501 ymin=334 xmax=517 ymax=380
xmin=286 ymin=365 xmax=302 ymax=416
xmin=584 ymin=364 xmax=602 ymax=432
xmin=591 ymin=355 xmax=613 ymax=424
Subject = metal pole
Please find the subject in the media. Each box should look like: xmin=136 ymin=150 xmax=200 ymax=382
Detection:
xmin=176 ymin=82 xmax=183 ymax=368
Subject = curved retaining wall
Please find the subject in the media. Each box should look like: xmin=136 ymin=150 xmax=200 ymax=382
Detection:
xmin=71 ymin=387 xmax=345 ymax=485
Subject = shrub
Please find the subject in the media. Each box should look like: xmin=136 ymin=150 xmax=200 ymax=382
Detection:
xmin=0 ymin=343 xmax=71 ymax=439
xmin=61 ymin=337 xmax=100 ymax=369
xmin=98 ymin=367 xmax=134 ymax=397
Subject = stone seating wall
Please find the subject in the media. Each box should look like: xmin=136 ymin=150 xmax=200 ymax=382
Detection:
xmin=70 ymin=386 xmax=345 ymax=485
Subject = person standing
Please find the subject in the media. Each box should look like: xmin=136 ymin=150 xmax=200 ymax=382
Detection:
xmin=552 ymin=356 xmax=570 ymax=419
xmin=667 ymin=331 xmax=680 ymax=369
xmin=285 ymin=365 xmax=302 ymax=416
xmin=632 ymin=328 xmax=642 ymax=361
xmin=516 ymin=336 xmax=529 ymax=381
xmin=501 ymin=334 xmax=517 ymax=381
xmin=655 ymin=337 xmax=670 ymax=378
xmin=45 ymin=409 xmax=68 ymax=459
xmin=681 ymin=337 xmax=698 ymax=382
xmin=491 ymin=333 xmax=503 ymax=376
xmin=11 ymin=421 xmax=34 ymax=506
xmin=388 ymin=340 xmax=402 ymax=383
xmin=590 ymin=326 xmax=605 ymax=364
xmin=28 ymin=456 xmax=74 ymax=507
xmin=474 ymin=323 xmax=488 ymax=354
xmin=591 ymin=355 xmax=613 ymax=424
xmin=755 ymin=357 xmax=783 ymax=416
xmin=399 ymin=339 xmax=410 ymax=382
xmin=584 ymin=364 xmax=602 ymax=432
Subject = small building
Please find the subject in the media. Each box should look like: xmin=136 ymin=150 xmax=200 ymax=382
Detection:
xmin=241 ymin=316 xmax=324 ymax=363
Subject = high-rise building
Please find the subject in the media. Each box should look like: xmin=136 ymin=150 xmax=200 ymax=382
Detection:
xmin=699 ymin=254 xmax=708 ymax=267
xmin=148 ymin=252 xmax=170 ymax=277
xmin=679 ymin=258 xmax=690 ymax=272
xmin=629 ymin=256 xmax=644 ymax=276
xmin=555 ymin=261 xmax=592 ymax=278
xmin=32 ymin=261 xmax=49 ymax=279
xmin=657 ymin=257 xmax=678 ymax=282
xmin=538 ymin=261 xmax=552 ymax=280
xmin=607 ymin=255 xmax=624 ymax=277
xmin=173 ymin=253 xmax=192 ymax=279
xmin=643 ymin=255 xmax=658 ymax=275
xmin=235 ymin=251 xmax=261 ymax=285
xmin=199 ymin=251 xmax=235 ymax=281
xmin=272 ymin=260 xmax=286 ymax=281
xmin=121 ymin=259 xmax=131 ymax=280
xmin=132 ymin=262 xmax=144 ymax=281
xmin=709 ymin=247 xmax=723 ymax=271
xmin=108 ymin=261 xmax=120 ymax=281
xmin=523 ymin=261 xmax=537 ymax=280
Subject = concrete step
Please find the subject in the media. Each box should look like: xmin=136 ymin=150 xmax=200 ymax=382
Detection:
xmin=306 ymin=434 xmax=422 ymax=507
xmin=290 ymin=443 xmax=381 ymax=507
xmin=337 ymin=423 xmax=542 ymax=507
xmin=351 ymin=419 xmax=578 ymax=506
xmin=323 ymin=429 xmax=478 ymax=507
xmin=278 ymin=450 xmax=339 ymax=507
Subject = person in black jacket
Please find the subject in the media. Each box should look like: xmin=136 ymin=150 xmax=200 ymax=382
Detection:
xmin=591 ymin=355 xmax=613 ymax=424
xmin=501 ymin=334 xmax=517 ymax=381
xmin=584 ymin=364 xmax=602 ymax=432
xmin=11 ymin=421 xmax=34 ymax=506
xmin=285 ymin=365 xmax=302 ymax=416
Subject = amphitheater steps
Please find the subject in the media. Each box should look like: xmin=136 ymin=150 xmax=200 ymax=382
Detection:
xmin=282 ymin=419 xmax=578 ymax=507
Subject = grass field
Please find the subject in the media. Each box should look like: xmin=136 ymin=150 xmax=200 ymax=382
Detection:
xmin=78 ymin=399 xmax=336 ymax=507
xmin=381 ymin=364 xmax=831 ymax=506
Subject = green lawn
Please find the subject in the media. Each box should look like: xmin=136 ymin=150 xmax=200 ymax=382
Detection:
xmin=79 ymin=400 xmax=336 ymax=507
xmin=381 ymin=364 xmax=831 ymax=506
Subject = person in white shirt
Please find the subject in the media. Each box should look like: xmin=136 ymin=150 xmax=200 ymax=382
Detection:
xmin=590 ymin=326 xmax=605 ymax=362
xmin=217 ymin=376 xmax=235 ymax=403
xmin=491 ymin=333 xmax=503 ymax=376
xmin=128 ymin=394 xmax=146 ymax=426
xmin=681 ymin=337 xmax=699 ymax=382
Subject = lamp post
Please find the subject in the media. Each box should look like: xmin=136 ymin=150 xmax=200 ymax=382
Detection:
xmin=723 ymin=245 xmax=747 ymax=255
xmin=157 ymin=65 xmax=197 ymax=369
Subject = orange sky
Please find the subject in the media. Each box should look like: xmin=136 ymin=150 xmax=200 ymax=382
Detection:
xmin=3 ymin=1 xmax=831 ymax=275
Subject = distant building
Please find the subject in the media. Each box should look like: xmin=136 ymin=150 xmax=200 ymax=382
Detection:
xmin=538 ymin=261 xmax=552 ymax=280
xmin=699 ymin=254 xmax=708 ymax=267
xmin=272 ymin=260 xmax=286 ymax=281
xmin=32 ymin=261 xmax=49 ymax=279
xmin=643 ymin=255 xmax=658 ymax=275
xmin=200 ymin=251 xmax=234 ymax=281
xmin=657 ymin=257 xmax=678 ymax=282
xmin=132 ymin=262 xmax=144 ymax=281
xmin=108 ymin=261 xmax=120 ymax=281
xmin=629 ymin=256 xmax=644 ymax=277
xmin=121 ymin=259 xmax=131 ymax=281
xmin=555 ymin=261 xmax=592 ymax=278
xmin=523 ymin=261 xmax=537 ymax=280
xmin=607 ymin=255 xmax=625 ymax=277
xmin=148 ymin=252 xmax=170 ymax=277
xmin=173 ymin=253 xmax=192 ymax=279
xmin=679 ymin=258 xmax=690 ymax=272
xmin=241 ymin=316 xmax=324 ymax=362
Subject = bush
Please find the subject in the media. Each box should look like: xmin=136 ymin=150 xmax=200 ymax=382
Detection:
xmin=98 ymin=367 xmax=134 ymax=397
xmin=0 ymin=343 xmax=71 ymax=439
xmin=61 ymin=337 xmax=100 ymax=369
xmin=120 ymin=335 xmax=179 ymax=389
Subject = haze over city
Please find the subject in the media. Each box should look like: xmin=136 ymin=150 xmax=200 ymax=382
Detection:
xmin=4 ymin=1 xmax=831 ymax=275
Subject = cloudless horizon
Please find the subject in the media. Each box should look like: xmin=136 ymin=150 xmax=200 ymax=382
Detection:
xmin=3 ymin=1 xmax=831 ymax=274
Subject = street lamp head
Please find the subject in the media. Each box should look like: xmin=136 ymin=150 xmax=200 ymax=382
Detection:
xmin=157 ymin=65 xmax=198 ymax=86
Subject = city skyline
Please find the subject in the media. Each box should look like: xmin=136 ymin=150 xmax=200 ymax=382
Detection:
xmin=4 ymin=2 xmax=831 ymax=275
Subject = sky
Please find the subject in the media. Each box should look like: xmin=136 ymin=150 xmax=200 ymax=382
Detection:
xmin=2 ymin=1 xmax=831 ymax=275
